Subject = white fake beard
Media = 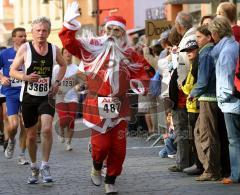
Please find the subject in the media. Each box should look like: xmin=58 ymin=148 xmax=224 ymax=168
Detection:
xmin=79 ymin=35 xmax=128 ymax=95
xmin=79 ymin=34 xmax=142 ymax=95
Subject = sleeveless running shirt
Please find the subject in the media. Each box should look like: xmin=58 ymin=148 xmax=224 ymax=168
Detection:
xmin=20 ymin=42 xmax=56 ymax=101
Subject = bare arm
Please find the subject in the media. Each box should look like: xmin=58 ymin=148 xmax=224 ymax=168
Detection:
xmin=54 ymin=47 xmax=67 ymax=82
xmin=48 ymin=47 xmax=67 ymax=97
xmin=9 ymin=43 xmax=40 ymax=82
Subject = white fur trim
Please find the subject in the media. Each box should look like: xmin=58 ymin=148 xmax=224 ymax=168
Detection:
xmin=105 ymin=21 xmax=126 ymax=29
xmin=63 ymin=21 xmax=81 ymax=31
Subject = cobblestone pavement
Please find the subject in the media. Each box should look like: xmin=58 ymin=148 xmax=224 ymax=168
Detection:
xmin=0 ymin=119 xmax=239 ymax=195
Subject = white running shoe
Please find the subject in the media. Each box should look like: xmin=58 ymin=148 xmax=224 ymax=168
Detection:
xmin=5 ymin=140 xmax=15 ymax=159
xmin=91 ymin=167 xmax=102 ymax=186
xmin=40 ymin=165 xmax=53 ymax=183
xmin=168 ymin=154 xmax=176 ymax=159
xmin=18 ymin=155 xmax=29 ymax=165
xmin=105 ymin=183 xmax=118 ymax=194
xmin=27 ymin=167 xmax=39 ymax=184
xmin=65 ymin=143 xmax=73 ymax=151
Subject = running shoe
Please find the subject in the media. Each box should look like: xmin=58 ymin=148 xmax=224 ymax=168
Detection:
xmin=27 ymin=167 xmax=39 ymax=184
xmin=105 ymin=183 xmax=118 ymax=194
xmin=91 ymin=167 xmax=102 ymax=186
xmin=40 ymin=165 xmax=53 ymax=183
xmin=18 ymin=155 xmax=29 ymax=165
xmin=4 ymin=139 xmax=15 ymax=159
xmin=65 ymin=143 xmax=73 ymax=151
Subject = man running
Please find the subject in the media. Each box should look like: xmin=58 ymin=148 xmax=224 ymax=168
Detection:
xmin=59 ymin=2 xmax=153 ymax=194
xmin=0 ymin=28 xmax=29 ymax=164
xmin=10 ymin=17 xmax=66 ymax=184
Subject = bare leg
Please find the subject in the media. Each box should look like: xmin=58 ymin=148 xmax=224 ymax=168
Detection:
xmin=26 ymin=124 xmax=38 ymax=163
xmin=41 ymin=114 xmax=53 ymax=162
xmin=66 ymin=127 xmax=73 ymax=144
xmin=19 ymin=114 xmax=27 ymax=151
xmin=7 ymin=114 xmax=19 ymax=141
xmin=145 ymin=113 xmax=154 ymax=134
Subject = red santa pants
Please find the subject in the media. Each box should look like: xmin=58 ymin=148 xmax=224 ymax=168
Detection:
xmin=91 ymin=120 xmax=127 ymax=177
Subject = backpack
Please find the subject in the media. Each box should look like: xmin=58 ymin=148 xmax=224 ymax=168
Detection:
xmin=149 ymin=71 xmax=162 ymax=97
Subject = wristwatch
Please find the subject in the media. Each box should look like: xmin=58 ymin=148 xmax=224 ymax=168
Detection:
xmin=55 ymin=80 xmax=61 ymax=86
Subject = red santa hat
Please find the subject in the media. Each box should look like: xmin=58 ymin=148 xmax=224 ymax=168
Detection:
xmin=105 ymin=16 xmax=126 ymax=30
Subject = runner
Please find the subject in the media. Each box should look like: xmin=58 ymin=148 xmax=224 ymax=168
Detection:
xmin=53 ymin=48 xmax=81 ymax=151
xmin=0 ymin=28 xmax=29 ymax=165
xmin=10 ymin=17 xmax=66 ymax=184
xmin=59 ymin=2 xmax=153 ymax=194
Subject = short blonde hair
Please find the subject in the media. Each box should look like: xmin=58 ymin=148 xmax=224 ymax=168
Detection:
xmin=208 ymin=17 xmax=232 ymax=39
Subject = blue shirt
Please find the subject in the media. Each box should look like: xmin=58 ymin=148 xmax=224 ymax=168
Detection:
xmin=0 ymin=47 xmax=22 ymax=96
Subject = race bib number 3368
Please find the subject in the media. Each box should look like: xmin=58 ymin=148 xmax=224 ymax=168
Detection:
xmin=27 ymin=77 xmax=50 ymax=96
xmin=98 ymin=97 xmax=121 ymax=119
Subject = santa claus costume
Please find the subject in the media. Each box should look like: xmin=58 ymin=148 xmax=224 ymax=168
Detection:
xmin=59 ymin=2 xmax=153 ymax=194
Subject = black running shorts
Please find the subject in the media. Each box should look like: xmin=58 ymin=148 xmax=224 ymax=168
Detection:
xmin=21 ymin=93 xmax=55 ymax=128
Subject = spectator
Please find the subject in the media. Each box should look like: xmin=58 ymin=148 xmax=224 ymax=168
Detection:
xmin=216 ymin=2 xmax=240 ymax=42
xmin=209 ymin=17 xmax=240 ymax=184
xmin=168 ymin=11 xmax=196 ymax=172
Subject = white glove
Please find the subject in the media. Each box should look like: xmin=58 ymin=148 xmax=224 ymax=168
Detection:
xmin=64 ymin=1 xmax=80 ymax=23
xmin=63 ymin=1 xmax=81 ymax=30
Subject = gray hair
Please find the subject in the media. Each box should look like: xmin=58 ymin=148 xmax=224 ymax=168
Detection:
xmin=175 ymin=12 xmax=193 ymax=30
xmin=208 ymin=17 xmax=232 ymax=39
xmin=31 ymin=16 xmax=51 ymax=32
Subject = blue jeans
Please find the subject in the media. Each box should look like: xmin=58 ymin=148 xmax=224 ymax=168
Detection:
xmin=224 ymin=113 xmax=240 ymax=182
xmin=159 ymin=134 xmax=177 ymax=158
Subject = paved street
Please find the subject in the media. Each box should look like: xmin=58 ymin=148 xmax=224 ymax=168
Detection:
xmin=0 ymin=119 xmax=239 ymax=195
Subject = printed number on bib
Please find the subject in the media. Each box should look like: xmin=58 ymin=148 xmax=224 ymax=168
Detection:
xmin=27 ymin=77 xmax=49 ymax=96
xmin=10 ymin=77 xmax=22 ymax=87
xmin=98 ymin=97 xmax=121 ymax=119
xmin=61 ymin=79 xmax=75 ymax=93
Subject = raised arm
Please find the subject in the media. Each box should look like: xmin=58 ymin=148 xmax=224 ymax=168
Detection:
xmin=58 ymin=1 xmax=91 ymax=60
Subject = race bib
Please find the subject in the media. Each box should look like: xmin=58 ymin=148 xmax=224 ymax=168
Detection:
xmin=27 ymin=77 xmax=50 ymax=96
xmin=98 ymin=97 xmax=121 ymax=119
xmin=61 ymin=78 xmax=76 ymax=93
xmin=10 ymin=77 xmax=22 ymax=87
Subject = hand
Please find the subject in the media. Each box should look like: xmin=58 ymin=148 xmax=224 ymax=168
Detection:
xmin=64 ymin=1 xmax=80 ymax=23
xmin=24 ymin=72 xmax=40 ymax=83
xmin=48 ymin=82 xmax=59 ymax=98
xmin=0 ymin=76 xmax=10 ymax=86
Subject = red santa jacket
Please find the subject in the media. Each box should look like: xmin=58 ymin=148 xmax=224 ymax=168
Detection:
xmin=59 ymin=27 xmax=153 ymax=133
